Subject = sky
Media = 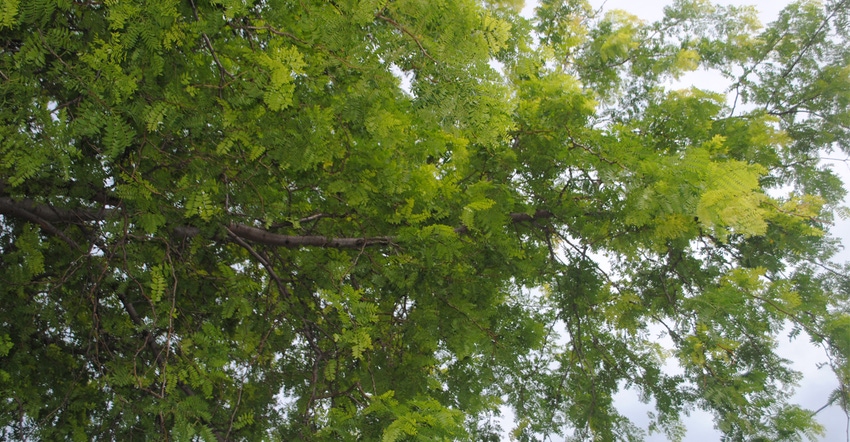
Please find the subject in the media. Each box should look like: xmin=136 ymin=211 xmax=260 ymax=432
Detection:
xmin=507 ymin=0 xmax=850 ymax=441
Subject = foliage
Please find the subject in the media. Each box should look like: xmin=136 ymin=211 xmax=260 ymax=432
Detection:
xmin=1 ymin=0 xmax=849 ymax=440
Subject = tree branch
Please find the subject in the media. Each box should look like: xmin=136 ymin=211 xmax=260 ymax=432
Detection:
xmin=188 ymin=0 xmax=234 ymax=82
xmin=0 ymin=198 xmax=81 ymax=250
xmin=115 ymin=284 xmax=226 ymax=442
xmin=1 ymin=196 xmax=554 ymax=250
xmin=225 ymin=226 xmax=291 ymax=298
xmin=226 ymin=223 xmax=395 ymax=248
xmin=0 ymin=197 xmax=113 ymax=223
xmin=376 ymin=13 xmax=436 ymax=63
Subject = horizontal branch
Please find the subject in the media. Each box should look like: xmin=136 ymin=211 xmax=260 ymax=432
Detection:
xmin=0 ymin=197 xmax=113 ymax=222
xmin=227 ymin=223 xmax=395 ymax=249
xmin=0 ymin=196 xmax=554 ymax=249
xmin=454 ymin=210 xmax=554 ymax=234
xmin=509 ymin=210 xmax=553 ymax=223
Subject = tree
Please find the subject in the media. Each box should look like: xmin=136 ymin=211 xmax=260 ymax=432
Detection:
xmin=1 ymin=0 xmax=849 ymax=440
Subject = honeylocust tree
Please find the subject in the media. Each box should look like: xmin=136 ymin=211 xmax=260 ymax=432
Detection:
xmin=1 ymin=0 xmax=849 ymax=440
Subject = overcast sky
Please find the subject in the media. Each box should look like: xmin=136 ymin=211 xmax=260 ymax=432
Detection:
xmin=508 ymin=1 xmax=850 ymax=441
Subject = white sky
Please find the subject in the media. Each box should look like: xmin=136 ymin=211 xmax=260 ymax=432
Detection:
xmin=506 ymin=1 xmax=850 ymax=441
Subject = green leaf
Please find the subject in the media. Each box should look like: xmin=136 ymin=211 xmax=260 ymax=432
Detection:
xmin=0 ymin=0 xmax=19 ymax=29
xmin=2 ymin=1 xmax=849 ymax=441
xmin=150 ymin=265 xmax=166 ymax=303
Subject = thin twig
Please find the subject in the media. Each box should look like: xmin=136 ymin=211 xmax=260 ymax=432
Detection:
xmin=226 ymin=226 xmax=291 ymax=298
xmin=376 ymin=14 xmax=436 ymax=63
xmin=239 ymin=24 xmax=361 ymax=69
xmin=438 ymin=295 xmax=499 ymax=344
xmin=189 ymin=0 xmax=234 ymax=80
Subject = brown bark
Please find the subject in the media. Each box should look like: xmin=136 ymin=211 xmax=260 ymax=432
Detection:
xmin=0 ymin=196 xmax=554 ymax=249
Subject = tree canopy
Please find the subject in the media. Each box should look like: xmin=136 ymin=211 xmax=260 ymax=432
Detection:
xmin=1 ymin=0 xmax=849 ymax=440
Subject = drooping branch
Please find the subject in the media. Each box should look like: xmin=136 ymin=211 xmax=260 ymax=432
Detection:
xmin=114 ymin=284 xmax=227 ymax=442
xmin=225 ymin=226 xmax=292 ymax=298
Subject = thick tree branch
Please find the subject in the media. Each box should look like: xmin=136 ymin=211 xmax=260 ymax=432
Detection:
xmin=0 ymin=198 xmax=81 ymax=250
xmin=1 ymin=196 xmax=554 ymax=249
xmin=0 ymin=197 xmax=113 ymax=223
xmin=226 ymin=223 xmax=395 ymax=249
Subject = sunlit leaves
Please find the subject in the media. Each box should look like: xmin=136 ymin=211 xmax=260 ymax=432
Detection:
xmin=364 ymin=393 xmax=467 ymax=442
xmin=696 ymin=158 xmax=768 ymax=238
xmin=0 ymin=0 xmax=19 ymax=29
xmin=256 ymin=45 xmax=305 ymax=111
xmin=535 ymin=0 xmax=592 ymax=58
